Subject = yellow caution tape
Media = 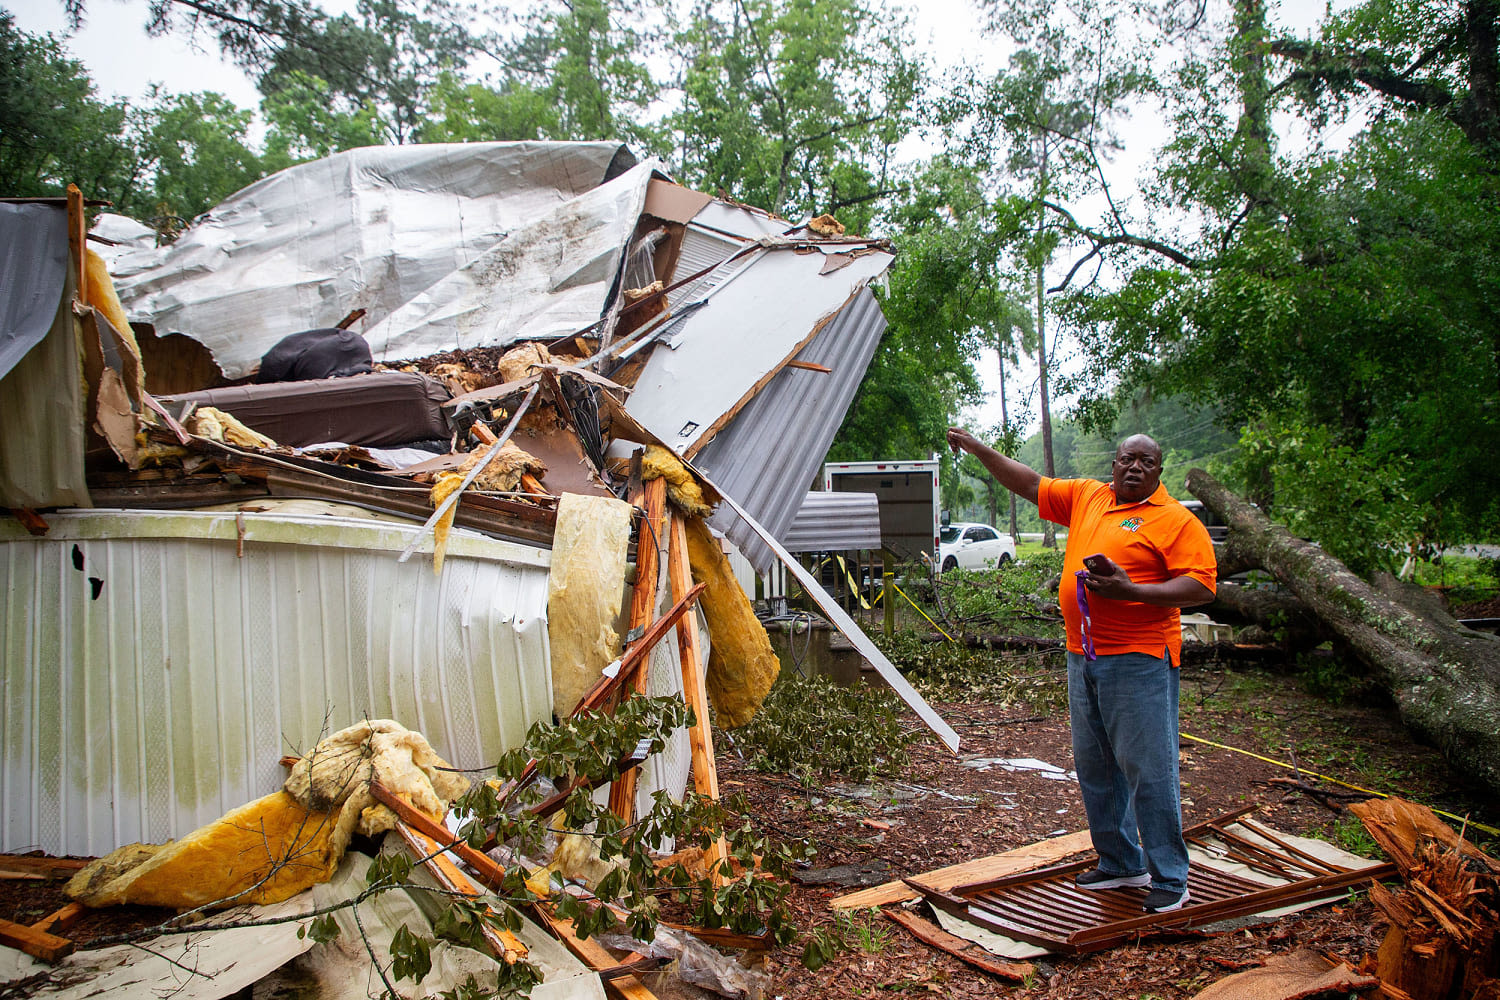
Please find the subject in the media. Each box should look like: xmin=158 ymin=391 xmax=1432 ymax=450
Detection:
xmin=832 ymin=554 xmax=871 ymax=610
xmin=1179 ymin=732 xmax=1500 ymax=837
xmin=891 ymin=582 xmax=957 ymax=643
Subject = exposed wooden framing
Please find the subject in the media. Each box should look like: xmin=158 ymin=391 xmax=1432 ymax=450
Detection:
xmin=609 ymin=478 xmax=667 ymax=822
xmin=667 ymin=513 xmax=727 ymax=880
xmin=0 ymin=916 xmax=74 ymax=963
xmin=782 ymin=360 xmax=832 ymax=373
xmin=830 ymin=830 xmax=1092 ymax=910
xmin=391 ymin=822 xmax=528 ymax=964
xmin=66 ymin=184 xmax=86 ymax=296
xmin=368 ymin=783 xmax=658 ymax=1000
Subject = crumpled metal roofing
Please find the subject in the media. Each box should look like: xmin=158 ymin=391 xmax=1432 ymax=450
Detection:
xmin=693 ymin=288 xmax=888 ymax=573
xmin=113 ymin=141 xmax=640 ymax=379
xmin=780 ymin=491 xmax=883 ymax=552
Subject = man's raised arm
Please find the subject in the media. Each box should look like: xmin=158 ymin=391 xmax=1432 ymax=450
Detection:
xmin=946 ymin=427 xmax=1041 ymax=505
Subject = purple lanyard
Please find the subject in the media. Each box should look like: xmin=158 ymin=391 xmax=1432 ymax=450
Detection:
xmin=1074 ymin=570 xmax=1097 ymax=661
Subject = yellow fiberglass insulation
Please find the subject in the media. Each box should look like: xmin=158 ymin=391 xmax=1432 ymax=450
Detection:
xmin=547 ymin=492 xmax=633 ymax=718
xmin=640 ymin=444 xmax=713 ymax=517
xmin=684 ymin=515 xmax=780 ymax=727
xmin=187 ymin=406 xmax=277 ymax=449
xmin=497 ymin=341 xmax=553 ymax=384
xmin=428 ymin=442 xmax=547 ymax=573
xmin=464 ymin=440 xmax=546 ymax=492
xmin=84 ymin=248 xmax=145 ymax=398
xmin=65 ymin=720 xmax=468 ymax=912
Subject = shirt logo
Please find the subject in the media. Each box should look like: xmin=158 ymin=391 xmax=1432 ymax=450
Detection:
xmin=1118 ymin=516 xmax=1145 ymax=532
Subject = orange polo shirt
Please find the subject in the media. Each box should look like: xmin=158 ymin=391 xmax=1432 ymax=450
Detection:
xmin=1038 ymin=477 xmax=1217 ymax=667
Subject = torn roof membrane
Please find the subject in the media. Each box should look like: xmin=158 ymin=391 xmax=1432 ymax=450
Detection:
xmin=112 ymin=142 xmax=639 ymax=380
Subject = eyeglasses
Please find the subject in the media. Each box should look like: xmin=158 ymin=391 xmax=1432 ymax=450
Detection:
xmin=1113 ymin=454 xmax=1159 ymax=471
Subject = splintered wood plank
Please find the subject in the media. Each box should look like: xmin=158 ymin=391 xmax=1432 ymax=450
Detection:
xmin=667 ymin=513 xmax=727 ymax=880
xmin=0 ymin=856 xmax=89 ymax=879
xmin=31 ymin=903 xmax=86 ymax=936
xmin=882 ymin=906 xmax=1034 ymax=981
xmin=0 ymin=916 xmax=74 ymax=963
xmin=608 ymin=477 xmax=667 ymax=822
xmin=831 ymin=831 xmax=1093 ymax=910
xmin=392 ymin=822 xmax=528 ymax=964
xmin=540 ymin=913 xmax=660 ymax=1000
xmin=368 ymin=784 xmax=656 ymax=999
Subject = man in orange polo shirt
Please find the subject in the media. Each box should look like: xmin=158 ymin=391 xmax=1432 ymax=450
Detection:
xmin=946 ymin=428 xmax=1216 ymax=913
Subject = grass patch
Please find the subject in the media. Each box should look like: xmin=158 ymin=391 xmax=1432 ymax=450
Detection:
xmin=1412 ymin=552 xmax=1500 ymax=605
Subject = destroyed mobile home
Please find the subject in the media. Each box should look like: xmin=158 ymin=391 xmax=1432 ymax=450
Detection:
xmin=4 ymin=142 xmax=1493 ymax=1000
xmin=0 ymin=141 xmax=958 ymax=997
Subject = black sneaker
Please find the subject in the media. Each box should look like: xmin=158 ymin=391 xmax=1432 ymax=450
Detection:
xmin=1142 ymin=887 xmax=1191 ymax=912
xmin=1074 ymin=868 xmax=1150 ymax=890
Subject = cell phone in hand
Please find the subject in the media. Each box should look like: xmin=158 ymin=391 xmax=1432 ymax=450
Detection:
xmin=1082 ymin=554 xmax=1110 ymax=574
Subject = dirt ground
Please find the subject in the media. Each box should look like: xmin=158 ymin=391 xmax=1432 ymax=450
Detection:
xmin=728 ymin=656 xmax=1498 ymax=1000
xmin=4 ymin=656 xmax=1496 ymax=1000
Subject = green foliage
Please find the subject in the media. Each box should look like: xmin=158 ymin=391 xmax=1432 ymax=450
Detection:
xmin=1413 ymin=553 xmax=1500 ymax=606
xmin=0 ymin=14 xmax=138 ymax=205
xmin=297 ymin=912 xmax=340 ymax=944
xmin=730 ymin=673 xmax=913 ymax=784
xmin=454 ymin=694 xmax=806 ymax=949
xmin=389 ymin=922 xmax=435 ymax=983
xmin=490 ymin=0 xmax=665 ymax=152
xmin=799 ymin=908 xmax=889 ymax=969
xmin=1052 ymin=1 xmax=1500 ymax=555
xmin=933 ymin=551 xmax=1065 ymax=635
xmin=671 ymin=0 xmax=921 ymax=221
xmin=875 ymin=627 xmax=1068 ymax=711
xmin=1320 ymin=813 xmax=1384 ymax=860
xmin=135 ymin=89 xmax=264 ymax=222
xmin=1234 ymin=420 xmax=1423 ymax=577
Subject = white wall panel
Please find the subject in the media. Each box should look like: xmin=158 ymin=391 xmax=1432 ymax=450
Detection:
xmin=1 ymin=509 xmax=553 ymax=856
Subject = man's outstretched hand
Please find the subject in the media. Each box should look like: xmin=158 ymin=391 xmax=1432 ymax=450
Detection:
xmin=947 ymin=427 xmax=980 ymax=455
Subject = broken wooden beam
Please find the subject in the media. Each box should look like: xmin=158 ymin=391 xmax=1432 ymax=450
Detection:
xmin=831 ymin=830 xmax=1093 ymax=910
xmin=667 ymin=513 xmax=727 ymax=880
xmin=882 ymin=906 xmax=1034 ymax=981
xmin=30 ymin=903 xmax=86 ymax=937
xmin=369 ymin=780 xmax=659 ymax=998
xmin=392 ymin=821 xmax=528 ymax=964
xmin=0 ymin=916 xmax=74 ymax=963
xmin=609 ymin=478 xmax=666 ymax=821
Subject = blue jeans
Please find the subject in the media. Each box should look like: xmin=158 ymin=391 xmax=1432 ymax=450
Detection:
xmin=1067 ymin=650 xmax=1189 ymax=893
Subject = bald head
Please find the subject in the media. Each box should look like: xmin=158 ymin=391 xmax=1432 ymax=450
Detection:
xmin=1111 ymin=434 xmax=1163 ymax=503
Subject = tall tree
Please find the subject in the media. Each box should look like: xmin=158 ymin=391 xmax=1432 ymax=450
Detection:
xmin=0 ymin=13 xmax=142 ymax=205
xmin=958 ymin=0 xmax=1146 ymax=546
xmin=670 ymin=0 xmax=921 ymax=226
xmin=486 ymin=0 xmax=665 ymax=151
xmin=830 ymin=160 xmax=1012 ymax=465
xmin=1056 ymin=0 xmax=1500 ymax=568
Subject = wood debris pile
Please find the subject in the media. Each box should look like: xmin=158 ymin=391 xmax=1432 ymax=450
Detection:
xmin=1350 ymin=797 xmax=1500 ymax=1000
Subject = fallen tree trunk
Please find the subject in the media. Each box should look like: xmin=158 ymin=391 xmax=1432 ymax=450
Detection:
xmin=1186 ymin=468 xmax=1500 ymax=799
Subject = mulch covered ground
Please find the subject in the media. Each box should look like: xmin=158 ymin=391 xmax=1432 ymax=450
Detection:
xmin=4 ymin=656 xmax=1495 ymax=1000
xmin=732 ymin=657 xmax=1498 ymax=999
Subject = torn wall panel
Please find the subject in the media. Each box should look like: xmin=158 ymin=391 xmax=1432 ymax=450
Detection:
xmin=695 ymin=288 xmax=886 ymax=573
xmin=0 ymin=509 xmax=552 ymax=857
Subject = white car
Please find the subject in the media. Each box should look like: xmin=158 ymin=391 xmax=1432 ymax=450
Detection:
xmin=938 ymin=522 xmax=1016 ymax=572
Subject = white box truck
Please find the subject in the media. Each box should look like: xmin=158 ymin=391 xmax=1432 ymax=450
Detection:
xmin=822 ymin=459 xmax=940 ymax=563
